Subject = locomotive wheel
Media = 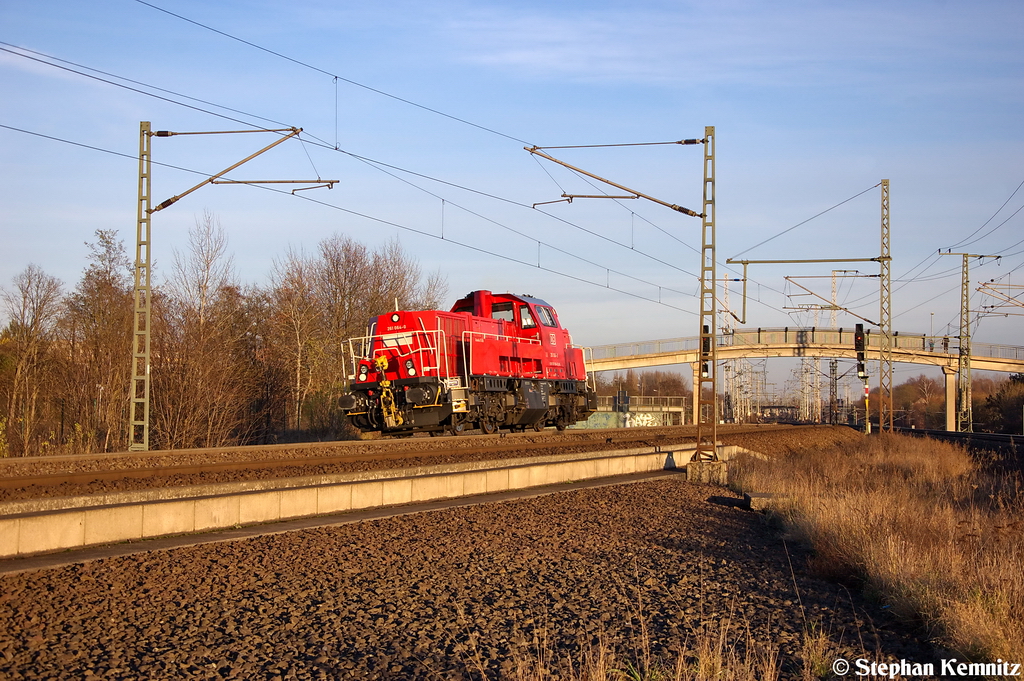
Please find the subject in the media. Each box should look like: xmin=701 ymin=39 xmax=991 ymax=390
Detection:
xmin=480 ymin=419 xmax=497 ymax=435
xmin=532 ymin=421 xmax=544 ymax=432
xmin=447 ymin=421 xmax=465 ymax=436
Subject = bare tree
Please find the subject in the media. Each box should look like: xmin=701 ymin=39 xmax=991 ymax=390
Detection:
xmin=267 ymin=247 xmax=324 ymax=432
xmin=59 ymin=230 xmax=135 ymax=452
xmin=263 ymin=235 xmax=448 ymax=437
xmin=151 ymin=214 xmax=262 ymax=449
xmin=0 ymin=265 xmax=63 ymax=456
xmin=165 ymin=210 xmax=235 ymax=326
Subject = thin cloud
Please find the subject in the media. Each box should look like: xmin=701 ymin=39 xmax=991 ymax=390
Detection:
xmin=444 ymin=2 xmax=1022 ymax=88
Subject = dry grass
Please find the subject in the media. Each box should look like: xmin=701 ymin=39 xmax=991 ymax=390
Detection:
xmin=503 ymin=616 xmax=781 ymax=681
xmin=452 ymin=583 xmax=785 ymax=681
xmin=731 ymin=432 xmax=1024 ymax=661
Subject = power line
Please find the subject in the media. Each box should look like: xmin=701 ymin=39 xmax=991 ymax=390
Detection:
xmin=328 ymin=145 xmax=704 ymax=281
xmin=896 ymin=282 xmax=960 ymax=317
xmin=2 ymin=42 xmax=716 ymax=295
xmin=0 ymin=38 xmax=802 ymax=323
xmin=0 ymin=41 xmax=291 ymax=130
xmin=983 ymin=204 xmax=1024 ymax=254
xmin=0 ymin=44 xmax=274 ymax=132
xmin=0 ymin=121 xmax=697 ymax=314
xmin=0 ymin=40 xmax=871 ymax=324
xmin=521 ymin=144 xmax=794 ymax=315
xmin=948 ymin=177 xmax=1024 ymax=249
xmin=131 ymin=0 xmax=533 ymax=146
xmin=343 ymin=152 xmax=696 ymax=298
xmin=0 ymin=123 xmax=212 ymax=176
xmin=123 ymin=2 xmax=766 ymax=291
xmin=729 ymin=183 xmax=880 ymax=259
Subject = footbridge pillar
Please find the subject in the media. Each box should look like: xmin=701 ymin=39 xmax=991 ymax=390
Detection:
xmin=691 ymin=362 xmax=700 ymax=425
xmin=941 ymin=365 xmax=957 ymax=432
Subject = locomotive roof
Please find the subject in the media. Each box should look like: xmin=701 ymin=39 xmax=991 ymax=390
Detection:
xmin=507 ymin=292 xmax=554 ymax=308
xmin=455 ymin=290 xmax=554 ymax=309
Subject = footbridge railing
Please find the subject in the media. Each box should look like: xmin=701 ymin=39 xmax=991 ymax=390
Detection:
xmin=588 ymin=327 xmax=1024 ymax=373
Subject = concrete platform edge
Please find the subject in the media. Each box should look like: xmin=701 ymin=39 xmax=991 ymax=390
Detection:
xmin=0 ymin=443 xmax=752 ymax=561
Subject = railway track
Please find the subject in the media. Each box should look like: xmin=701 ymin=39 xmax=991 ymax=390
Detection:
xmin=893 ymin=426 xmax=1022 ymax=450
xmin=0 ymin=424 xmax=813 ymax=501
xmin=0 ymin=424 xmax=866 ymax=560
xmin=0 ymin=431 xmax=677 ymax=491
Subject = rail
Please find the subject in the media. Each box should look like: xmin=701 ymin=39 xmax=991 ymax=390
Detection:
xmin=461 ymin=330 xmax=542 ymax=379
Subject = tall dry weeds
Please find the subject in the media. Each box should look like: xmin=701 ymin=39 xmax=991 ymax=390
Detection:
xmin=731 ymin=432 xmax=1024 ymax=661
xmin=505 ymin=616 xmax=780 ymax=681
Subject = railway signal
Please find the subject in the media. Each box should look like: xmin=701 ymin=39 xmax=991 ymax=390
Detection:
xmin=855 ymin=323 xmax=867 ymax=379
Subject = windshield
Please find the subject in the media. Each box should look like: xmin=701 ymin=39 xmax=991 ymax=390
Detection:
xmin=536 ymin=306 xmax=558 ymax=327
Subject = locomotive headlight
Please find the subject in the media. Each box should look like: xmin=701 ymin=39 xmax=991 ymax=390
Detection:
xmin=391 ymin=313 xmax=401 ymax=322
xmin=404 ymin=359 xmax=416 ymax=376
xmin=358 ymin=366 xmax=369 ymax=381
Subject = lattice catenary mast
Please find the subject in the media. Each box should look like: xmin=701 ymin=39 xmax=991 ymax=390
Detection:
xmin=130 ymin=123 xmax=336 ymax=451
xmin=525 ymin=128 xmax=717 ymax=458
xmin=940 ymin=251 xmax=1000 ymax=432
xmin=727 ymin=180 xmax=893 ymax=431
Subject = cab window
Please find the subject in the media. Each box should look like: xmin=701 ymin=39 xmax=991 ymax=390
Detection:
xmin=536 ymin=306 xmax=558 ymax=327
xmin=491 ymin=301 xmax=515 ymax=322
xmin=519 ymin=306 xmax=537 ymax=329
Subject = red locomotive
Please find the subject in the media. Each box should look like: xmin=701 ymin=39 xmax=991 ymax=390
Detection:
xmin=339 ymin=290 xmax=597 ymax=435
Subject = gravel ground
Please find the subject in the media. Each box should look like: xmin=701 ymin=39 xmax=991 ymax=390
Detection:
xmin=0 ymin=426 xmax=864 ymax=503
xmin=0 ymin=475 xmax=938 ymax=680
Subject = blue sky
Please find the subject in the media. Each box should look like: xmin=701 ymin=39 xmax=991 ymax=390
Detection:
xmin=2 ymin=0 xmax=1022 ymax=389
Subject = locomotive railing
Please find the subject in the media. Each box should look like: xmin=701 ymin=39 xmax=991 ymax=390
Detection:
xmin=580 ymin=346 xmax=597 ymax=392
xmin=346 ymin=329 xmax=451 ymax=381
xmin=461 ymin=330 xmax=542 ymax=380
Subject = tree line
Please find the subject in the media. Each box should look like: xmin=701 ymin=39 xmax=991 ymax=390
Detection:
xmin=880 ymin=372 xmax=1024 ymax=433
xmin=0 ymin=214 xmax=446 ymax=457
xmin=592 ymin=369 xmax=691 ymax=398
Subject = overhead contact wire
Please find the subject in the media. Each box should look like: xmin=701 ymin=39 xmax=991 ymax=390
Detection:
xmin=730 ymin=183 xmax=881 ymax=260
xmin=344 ymin=152 xmax=694 ymax=297
xmin=0 ymin=122 xmax=696 ymax=314
xmin=132 ymin=0 xmax=534 ymax=146
xmin=1 ymin=43 xmax=706 ymax=293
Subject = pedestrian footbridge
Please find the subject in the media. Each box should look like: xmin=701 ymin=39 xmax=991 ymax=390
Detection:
xmin=587 ymin=327 xmax=1024 ymax=374
xmin=585 ymin=327 xmax=1024 ymax=431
